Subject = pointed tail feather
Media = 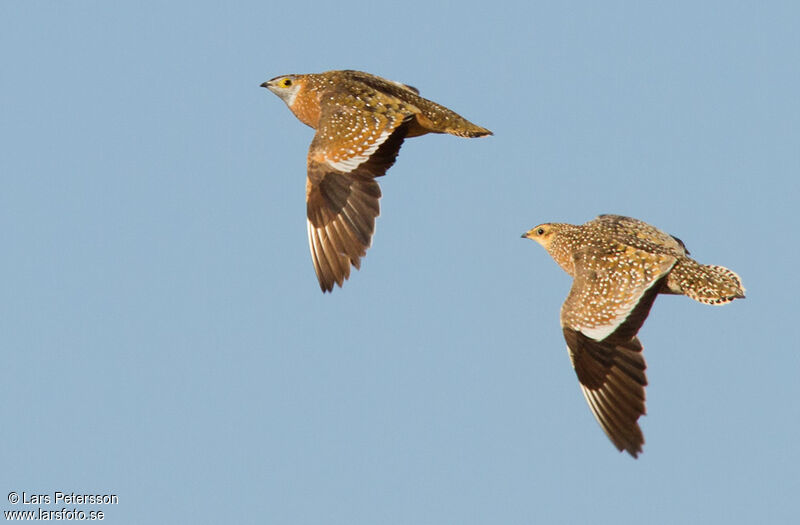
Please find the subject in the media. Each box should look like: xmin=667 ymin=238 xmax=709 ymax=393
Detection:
xmin=409 ymin=97 xmax=492 ymax=138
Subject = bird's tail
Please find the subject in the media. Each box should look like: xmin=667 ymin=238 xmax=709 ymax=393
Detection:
xmin=410 ymin=99 xmax=492 ymax=138
xmin=665 ymin=259 xmax=745 ymax=305
xmin=445 ymin=119 xmax=493 ymax=138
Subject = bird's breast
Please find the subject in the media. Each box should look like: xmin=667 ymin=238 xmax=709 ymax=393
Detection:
xmin=288 ymin=90 xmax=323 ymax=129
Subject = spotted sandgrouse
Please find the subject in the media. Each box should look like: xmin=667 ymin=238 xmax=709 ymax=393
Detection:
xmin=261 ymin=70 xmax=492 ymax=292
xmin=522 ymin=214 xmax=745 ymax=457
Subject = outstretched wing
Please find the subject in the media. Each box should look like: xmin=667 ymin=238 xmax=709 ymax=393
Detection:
xmin=560 ymin=245 xmax=676 ymax=457
xmin=562 ymin=330 xmax=648 ymax=457
xmin=305 ymin=94 xmax=413 ymax=292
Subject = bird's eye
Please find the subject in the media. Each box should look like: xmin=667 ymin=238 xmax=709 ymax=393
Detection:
xmin=280 ymin=78 xmax=292 ymax=88
xmin=537 ymin=228 xmax=545 ymax=235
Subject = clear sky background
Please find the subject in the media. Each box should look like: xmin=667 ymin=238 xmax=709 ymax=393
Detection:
xmin=1 ymin=1 xmax=798 ymax=523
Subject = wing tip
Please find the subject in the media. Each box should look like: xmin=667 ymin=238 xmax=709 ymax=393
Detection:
xmin=620 ymin=440 xmax=644 ymax=458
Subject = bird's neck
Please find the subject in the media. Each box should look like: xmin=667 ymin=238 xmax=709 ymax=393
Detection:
xmin=288 ymin=89 xmax=322 ymax=128
xmin=549 ymin=225 xmax=581 ymax=276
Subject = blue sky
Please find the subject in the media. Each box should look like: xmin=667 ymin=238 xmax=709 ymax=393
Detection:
xmin=1 ymin=1 xmax=798 ymax=523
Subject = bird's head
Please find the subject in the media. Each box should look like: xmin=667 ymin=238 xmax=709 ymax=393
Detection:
xmin=261 ymin=75 xmax=302 ymax=106
xmin=521 ymin=223 xmax=560 ymax=249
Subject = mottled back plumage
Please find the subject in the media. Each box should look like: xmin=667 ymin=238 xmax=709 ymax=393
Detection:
xmin=262 ymin=70 xmax=491 ymax=291
xmin=523 ymin=214 xmax=745 ymax=457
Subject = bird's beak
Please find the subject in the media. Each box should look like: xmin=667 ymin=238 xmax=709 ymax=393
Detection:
xmin=521 ymin=231 xmax=530 ymax=239
xmin=260 ymin=81 xmax=271 ymax=89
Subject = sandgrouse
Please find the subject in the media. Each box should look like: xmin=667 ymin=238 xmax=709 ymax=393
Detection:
xmin=262 ymin=70 xmax=491 ymax=292
xmin=522 ymin=214 xmax=745 ymax=457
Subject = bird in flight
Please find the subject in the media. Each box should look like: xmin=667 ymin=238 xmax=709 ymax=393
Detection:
xmin=262 ymin=70 xmax=491 ymax=292
xmin=522 ymin=214 xmax=745 ymax=457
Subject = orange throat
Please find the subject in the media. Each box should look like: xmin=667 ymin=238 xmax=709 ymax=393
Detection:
xmin=289 ymin=89 xmax=322 ymax=128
